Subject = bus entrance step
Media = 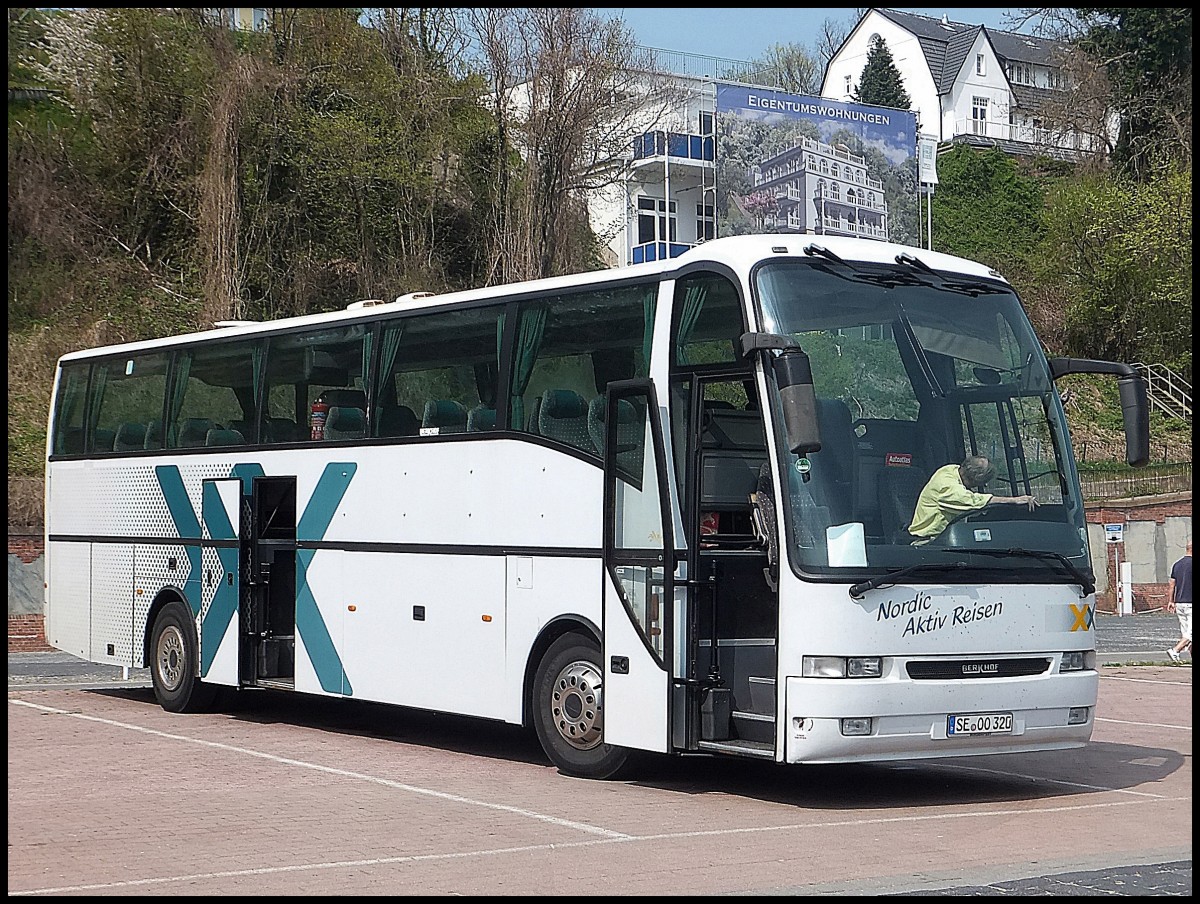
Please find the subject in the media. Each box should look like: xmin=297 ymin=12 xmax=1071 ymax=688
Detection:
xmin=748 ymin=675 xmax=775 ymax=715
xmin=732 ymin=710 xmax=774 ymax=744
xmin=697 ymin=738 xmax=775 ymax=759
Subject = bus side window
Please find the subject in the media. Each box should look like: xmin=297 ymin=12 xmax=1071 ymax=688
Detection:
xmin=507 ymin=283 xmax=657 ymax=449
xmin=91 ymin=353 xmax=170 ymax=455
xmin=51 ymin=363 xmax=89 ymax=456
xmin=374 ymin=307 xmax=503 ymax=438
xmin=263 ymin=327 xmax=366 ymax=444
xmin=166 ymin=340 xmax=261 ymax=449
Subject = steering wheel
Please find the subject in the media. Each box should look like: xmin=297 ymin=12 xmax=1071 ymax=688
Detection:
xmin=940 ymin=507 xmax=985 ymax=532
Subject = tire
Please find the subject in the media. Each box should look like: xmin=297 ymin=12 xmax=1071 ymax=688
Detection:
xmin=532 ymin=632 xmax=630 ymax=779
xmin=150 ymin=600 xmax=218 ymax=714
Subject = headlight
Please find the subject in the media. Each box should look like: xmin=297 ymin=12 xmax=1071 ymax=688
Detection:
xmin=803 ymin=656 xmax=883 ymax=678
xmin=847 ymin=657 xmax=882 ymax=678
xmin=1060 ymin=651 xmax=1086 ymax=672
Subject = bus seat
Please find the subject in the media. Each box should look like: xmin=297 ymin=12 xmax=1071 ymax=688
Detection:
xmin=228 ymin=419 xmax=253 ymax=442
xmin=524 ymin=395 xmax=543 ymax=434
xmin=177 ymin=417 xmax=215 ymax=447
xmin=91 ymin=428 xmax=115 ymax=454
xmin=422 ymin=399 xmax=467 ymax=434
xmin=586 ymin=395 xmax=641 ymax=461
xmin=60 ymin=427 xmax=85 ymax=454
xmin=467 ymin=405 xmax=496 ymax=432
xmin=539 ymin=389 xmax=593 ymax=453
xmin=205 ymin=427 xmax=246 ymax=446
xmin=324 ymin=407 xmax=365 ymax=440
xmin=143 ymin=419 xmax=164 ymax=449
xmin=112 ymin=422 xmax=146 ymax=452
xmin=319 ymin=388 xmax=367 ymax=410
xmin=377 ymin=405 xmax=419 ymax=437
xmin=265 ymin=417 xmax=299 ymax=443
xmin=878 ymin=465 xmax=929 ymax=544
xmin=811 ymin=398 xmax=857 ymax=522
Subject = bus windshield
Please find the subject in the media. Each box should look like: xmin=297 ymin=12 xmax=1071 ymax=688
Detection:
xmin=755 ymin=257 xmax=1090 ymax=586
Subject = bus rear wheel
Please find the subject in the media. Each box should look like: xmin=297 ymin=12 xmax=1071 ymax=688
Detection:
xmin=532 ymin=632 xmax=630 ymax=779
xmin=150 ymin=600 xmax=217 ymax=714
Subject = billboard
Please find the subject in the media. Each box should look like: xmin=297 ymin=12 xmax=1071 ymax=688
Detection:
xmin=715 ymin=84 xmax=920 ymax=245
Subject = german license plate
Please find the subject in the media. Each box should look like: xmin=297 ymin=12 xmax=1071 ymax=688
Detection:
xmin=947 ymin=712 xmax=1013 ymax=736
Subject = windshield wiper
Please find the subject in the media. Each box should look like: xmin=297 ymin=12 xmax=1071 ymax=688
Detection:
xmin=849 ymin=562 xmax=969 ymax=599
xmin=895 ymin=252 xmax=1006 ymax=297
xmin=935 ymin=547 xmax=1094 ymax=598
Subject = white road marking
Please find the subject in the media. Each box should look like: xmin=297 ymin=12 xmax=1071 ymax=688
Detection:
xmin=9 ymin=696 xmax=1189 ymax=897
xmin=9 ymin=796 xmax=1183 ymax=896
xmin=8 ymin=698 xmax=630 ymax=839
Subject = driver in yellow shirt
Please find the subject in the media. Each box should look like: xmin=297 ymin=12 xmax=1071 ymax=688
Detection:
xmin=908 ymin=455 xmax=1039 ymax=544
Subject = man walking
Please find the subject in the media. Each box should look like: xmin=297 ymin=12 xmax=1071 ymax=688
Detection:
xmin=1166 ymin=539 xmax=1191 ymax=663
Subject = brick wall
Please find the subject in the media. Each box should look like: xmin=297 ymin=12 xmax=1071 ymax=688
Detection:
xmin=9 ymin=534 xmax=44 ymax=564
xmin=1084 ymin=493 xmax=1191 ymax=613
xmin=8 ymin=613 xmax=49 ymax=651
xmin=8 ymin=534 xmax=51 ymax=652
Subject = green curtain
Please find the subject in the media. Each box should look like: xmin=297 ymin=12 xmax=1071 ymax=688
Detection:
xmin=641 ymin=286 xmax=657 ymax=376
xmin=85 ymin=363 xmax=107 ymax=452
xmin=675 ymin=281 xmax=708 ymax=365
xmin=165 ymin=352 xmax=192 ymax=446
xmin=359 ymin=330 xmax=373 ymax=394
xmin=509 ymin=303 xmax=547 ymax=427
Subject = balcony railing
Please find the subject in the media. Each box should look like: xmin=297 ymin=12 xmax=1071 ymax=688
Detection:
xmin=954 ymin=119 xmax=1102 ymax=153
xmin=631 ymin=241 xmax=693 ymax=264
xmin=817 ymin=216 xmax=887 ymax=239
xmin=632 ymin=130 xmax=714 ymax=164
xmin=633 ymin=45 xmax=786 ymax=88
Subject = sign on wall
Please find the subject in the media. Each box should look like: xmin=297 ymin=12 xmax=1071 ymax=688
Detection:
xmin=715 ymin=84 xmax=919 ymax=245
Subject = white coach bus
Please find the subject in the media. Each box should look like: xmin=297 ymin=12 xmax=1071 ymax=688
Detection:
xmin=44 ymin=234 xmax=1149 ymax=779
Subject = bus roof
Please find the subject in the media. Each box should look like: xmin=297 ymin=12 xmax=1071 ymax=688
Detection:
xmin=56 ymin=234 xmax=1007 ymax=363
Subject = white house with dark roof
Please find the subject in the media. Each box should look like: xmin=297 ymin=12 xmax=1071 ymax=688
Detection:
xmin=820 ymin=8 xmax=1111 ymax=158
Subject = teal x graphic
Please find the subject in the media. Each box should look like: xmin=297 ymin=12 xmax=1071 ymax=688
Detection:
xmin=156 ymin=463 xmax=356 ymax=694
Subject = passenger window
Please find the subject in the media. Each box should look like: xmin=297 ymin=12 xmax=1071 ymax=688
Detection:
xmin=374 ymin=306 xmax=504 ymax=438
xmin=167 ymin=340 xmax=263 ymax=448
xmin=508 ymin=283 xmax=657 ymax=454
xmin=672 ymin=272 xmax=744 ymax=366
xmin=262 ymin=325 xmax=369 ymax=444
xmin=89 ymin=352 xmax=171 ymax=454
xmin=52 ymin=363 xmax=90 ymax=455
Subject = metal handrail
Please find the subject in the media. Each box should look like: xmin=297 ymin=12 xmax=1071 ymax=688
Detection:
xmin=1132 ymin=362 xmax=1192 ymax=419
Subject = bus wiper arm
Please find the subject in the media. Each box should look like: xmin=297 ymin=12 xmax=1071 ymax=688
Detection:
xmin=895 ymin=252 xmax=1006 ymax=296
xmin=803 ymin=242 xmax=849 ymax=267
xmin=849 ymin=562 xmax=968 ymax=599
xmin=805 ymin=245 xmax=930 ymax=289
xmin=935 ymin=548 xmax=1094 ymax=598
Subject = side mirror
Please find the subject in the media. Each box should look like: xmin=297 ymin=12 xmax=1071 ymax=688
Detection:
xmin=740 ymin=332 xmax=822 ymax=454
xmin=1048 ymin=357 xmax=1150 ymax=468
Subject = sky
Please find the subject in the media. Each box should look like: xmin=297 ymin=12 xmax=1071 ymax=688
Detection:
xmin=593 ymin=8 xmax=1036 ymax=63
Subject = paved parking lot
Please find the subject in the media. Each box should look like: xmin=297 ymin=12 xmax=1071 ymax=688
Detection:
xmin=7 ymin=659 xmax=1190 ymax=896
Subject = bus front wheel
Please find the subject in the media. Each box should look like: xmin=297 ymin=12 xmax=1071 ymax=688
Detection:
xmin=150 ymin=601 xmax=217 ymax=713
xmin=532 ymin=632 xmax=630 ymax=779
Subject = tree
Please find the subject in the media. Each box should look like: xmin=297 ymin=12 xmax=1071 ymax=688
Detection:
xmin=1018 ymin=8 xmax=1192 ymax=177
xmin=1029 ymin=165 xmax=1191 ymax=375
xmin=747 ymin=42 xmax=820 ymax=96
xmin=468 ymin=7 xmax=683 ymax=282
xmin=927 ymin=145 xmax=1047 ymax=271
xmin=853 ymin=34 xmax=911 ymax=110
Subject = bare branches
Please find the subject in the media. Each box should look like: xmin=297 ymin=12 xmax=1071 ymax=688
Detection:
xmin=469 ymin=7 xmax=685 ymax=282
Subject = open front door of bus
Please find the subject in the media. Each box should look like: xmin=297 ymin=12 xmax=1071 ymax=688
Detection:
xmin=601 ymin=379 xmax=673 ymax=753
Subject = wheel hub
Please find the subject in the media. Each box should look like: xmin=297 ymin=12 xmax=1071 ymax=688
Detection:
xmin=156 ymin=624 xmax=186 ymax=692
xmin=550 ymin=659 xmax=603 ymax=750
